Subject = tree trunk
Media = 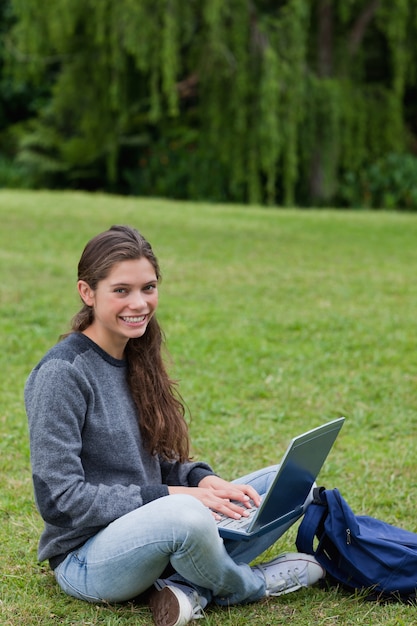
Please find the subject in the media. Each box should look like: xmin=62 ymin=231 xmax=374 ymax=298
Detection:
xmin=309 ymin=0 xmax=333 ymax=204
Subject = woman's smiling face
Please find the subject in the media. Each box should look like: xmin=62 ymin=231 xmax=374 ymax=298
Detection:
xmin=77 ymin=257 xmax=159 ymax=359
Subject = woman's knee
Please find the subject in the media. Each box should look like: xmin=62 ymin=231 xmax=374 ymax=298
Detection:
xmin=167 ymin=494 xmax=214 ymax=524
xmin=164 ymin=495 xmax=219 ymax=540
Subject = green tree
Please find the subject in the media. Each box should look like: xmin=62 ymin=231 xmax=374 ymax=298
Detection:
xmin=5 ymin=0 xmax=417 ymax=205
xmin=0 ymin=0 xmax=46 ymax=186
xmin=304 ymin=0 xmax=415 ymax=205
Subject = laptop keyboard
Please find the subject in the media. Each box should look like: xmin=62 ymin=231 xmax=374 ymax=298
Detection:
xmin=216 ymin=500 xmax=258 ymax=531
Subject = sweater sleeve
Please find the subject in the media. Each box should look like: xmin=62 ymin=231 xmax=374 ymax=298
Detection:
xmin=159 ymin=458 xmax=216 ymax=487
xmin=25 ymin=360 xmax=168 ymax=532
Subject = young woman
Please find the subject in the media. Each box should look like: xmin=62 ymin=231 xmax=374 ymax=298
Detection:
xmin=25 ymin=225 xmax=325 ymax=626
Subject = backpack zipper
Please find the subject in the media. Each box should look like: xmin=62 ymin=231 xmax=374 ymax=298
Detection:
xmin=346 ymin=528 xmax=351 ymax=545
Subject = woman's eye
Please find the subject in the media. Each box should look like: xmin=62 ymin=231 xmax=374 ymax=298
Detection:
xmin=114 ymin=288 xmax=127 ymax=294
xmin=144 ymin=284 xmax=157 ymax=292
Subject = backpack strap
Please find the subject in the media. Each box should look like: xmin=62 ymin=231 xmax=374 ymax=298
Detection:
xmin=312 ymin=486 xmax=326 ymax=505
xmin=296 ymin=487 xmax=328 ymax=556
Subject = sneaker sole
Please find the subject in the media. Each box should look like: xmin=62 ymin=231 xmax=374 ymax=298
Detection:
xmin=149 ymin=586 xmax=184 ymax=626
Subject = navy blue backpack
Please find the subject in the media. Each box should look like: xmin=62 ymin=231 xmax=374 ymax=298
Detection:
xmin=296 ymin=487 xmax=417 ymax=600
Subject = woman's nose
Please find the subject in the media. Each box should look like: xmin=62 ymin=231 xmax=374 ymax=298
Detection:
xmin=129 ymin=291 xmax=147 ymax=309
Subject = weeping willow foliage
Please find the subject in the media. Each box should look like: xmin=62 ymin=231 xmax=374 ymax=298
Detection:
xmin=7 ymin=0 xmax=417 ymax=205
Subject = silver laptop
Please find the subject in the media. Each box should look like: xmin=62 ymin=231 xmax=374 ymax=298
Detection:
xmin=217 ymin=417 xmax=345 ymax=541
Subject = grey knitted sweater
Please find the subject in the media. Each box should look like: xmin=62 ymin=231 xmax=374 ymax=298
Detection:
xmin=25 ymin=333 xmax=214 ymax=568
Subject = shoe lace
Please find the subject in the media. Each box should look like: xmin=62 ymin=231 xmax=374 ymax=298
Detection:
xmin=267 ymin=567 xmax=302 ymax=595
xmin=188 ymin=590 xmax=205 ymax=620
xmin=283 ymin=567 xmax=301 ymax=588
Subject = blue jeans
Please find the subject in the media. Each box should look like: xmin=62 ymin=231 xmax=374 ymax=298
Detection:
xmin=54 ymin=466 xmax=305 ymax=606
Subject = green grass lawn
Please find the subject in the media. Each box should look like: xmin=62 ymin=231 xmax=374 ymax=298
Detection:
xmin=1 ymin=190 xmax=417 ymax=625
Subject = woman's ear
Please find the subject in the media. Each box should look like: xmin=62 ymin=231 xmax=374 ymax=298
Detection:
xmin=77 ymin=280 xmax=95 ymax=307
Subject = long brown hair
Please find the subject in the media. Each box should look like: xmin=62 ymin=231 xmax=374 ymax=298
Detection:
xmin=71 ymin=225 xmax=190 ymax=462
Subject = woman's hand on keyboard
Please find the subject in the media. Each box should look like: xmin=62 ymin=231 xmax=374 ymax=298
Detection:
xmin=168 ymin=476 xmax=260 ymax=520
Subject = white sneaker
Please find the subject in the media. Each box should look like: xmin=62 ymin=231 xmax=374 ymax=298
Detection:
xmin=149 ymin=579 xmax=205 ymax=626
xmin=252 ymin=552 xmax=326 ymax=596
